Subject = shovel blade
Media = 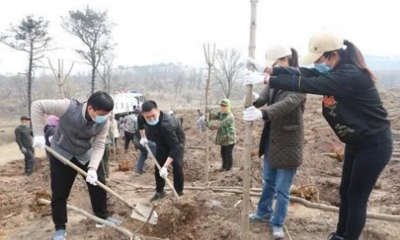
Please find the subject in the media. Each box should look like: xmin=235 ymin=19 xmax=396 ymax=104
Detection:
xmin=130 ymin=203 xmax=158 ymax=225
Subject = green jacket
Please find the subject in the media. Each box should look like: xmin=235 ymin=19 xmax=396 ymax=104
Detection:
xmin=208 ymin=111 xmax=236 ymax=146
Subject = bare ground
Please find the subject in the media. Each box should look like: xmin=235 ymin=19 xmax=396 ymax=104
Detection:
xmin=1 ymin=92 xmax=400 ymax=240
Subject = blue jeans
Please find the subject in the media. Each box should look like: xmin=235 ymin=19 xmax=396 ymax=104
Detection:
xmin=137 ymin=141 xmax=156 ymax=173
xmin=256 ymin=135 xmax=297 ymax=227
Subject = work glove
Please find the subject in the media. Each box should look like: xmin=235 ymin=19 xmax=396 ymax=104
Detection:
xmin=86 ymin=168 xmax=98 ymax=186
xmin=241 ymin=69 xmax=269 ymax=85
xmin=33 ymin=136 xmax=46 ymax=149
xmin=243 ymin=57 xmax=265 ymax=73
xmin=49 ymin=136 xmax=53 ymax=143
xmin=20 ymin=147 xmax=27 ymax=154
xmin=159 ymin=166 xmax=168 ymax=178
xmin=205 ymin=121 xmax=210 ymax=128
xmin=243 ymin=106 xmax=263 ymax=121
xmin=140 ymin=137 xmax=148 ymax=147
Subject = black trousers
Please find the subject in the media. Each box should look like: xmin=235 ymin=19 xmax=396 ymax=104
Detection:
xmin=336 ymin=129 xmax=392 ymax=239
xmin=49 ymin=154 xmax=108 ymax=230
xmin=154 ymin=147 xmax=184 ymax=194
xmin=124 ymin=131 xmax=134 ymax=150
xmin=23 ymin=146 xmax=35 ymax=173
xmin=221 ymin=144 xmax=234 ymax=171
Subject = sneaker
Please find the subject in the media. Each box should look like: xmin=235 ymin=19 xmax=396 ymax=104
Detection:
xmin=95 ymin=217 xmax=123 ymax=228
xmin=177 ymin=191 xmax=183 ymax=196
xmin=136 ymin=170 xmax=146 ymax=175
xmin=249 ymin=213 xmax=269 ymax=222
xmin=327 ymin=232 xmax=344 ymax=240
xmin=272 ymin=226 xmax=284 ymax=239
xmin=52 ymin=229 xmax=66 ymax=240
xmin=150 ymin=191 xmax=166 ymax=202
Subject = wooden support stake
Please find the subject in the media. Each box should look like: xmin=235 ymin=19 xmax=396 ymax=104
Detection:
xmin=242 ymin=1 xmax=258 ymax=239
xmin=203 ymin=43 xmax=216 ymax=183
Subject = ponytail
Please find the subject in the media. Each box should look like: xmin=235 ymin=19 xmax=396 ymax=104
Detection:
xmin=329 ymin=40 xmax=375 ymax=81
xmin=278 ymin=47 xmax=299 ymax=67
xmin=289 ymin=48 xmax=299 ymax=67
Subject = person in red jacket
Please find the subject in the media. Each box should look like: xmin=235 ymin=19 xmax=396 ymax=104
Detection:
xmin=242 ymin=30 xmax=392 ymax=240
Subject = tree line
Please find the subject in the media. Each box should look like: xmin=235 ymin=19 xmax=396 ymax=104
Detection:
xmin=0 ymin=6 xmax=247 ymax=115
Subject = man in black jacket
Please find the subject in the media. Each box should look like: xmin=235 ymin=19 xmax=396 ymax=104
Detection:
xmin=138 ymin=100 xmax=185 ymax=202
xmin=14 ymin=115 xmax=34 ymax=175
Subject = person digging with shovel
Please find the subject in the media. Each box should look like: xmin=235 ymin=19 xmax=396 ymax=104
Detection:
xmin=31 ymin=91 xmax=122 ymax=240
xmin=138 ymin=100 xmax=185 ymax=202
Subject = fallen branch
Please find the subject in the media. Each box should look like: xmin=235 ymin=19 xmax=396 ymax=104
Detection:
xmin=223 ymin=190 xmax=400 ymax=222
xmin=111 ymin=183 xmax=400 ymax=223
xmin=137 ymin=236 xmax=167 ymax=240
xmin=284 ymin=225 xmax=293 ymax=240
xmin=113 ymin=182 xmax=318 ymax=195
xmin=1 ymin=213 xmax=14 ymax=221
xmin=187 ymin=146 xmax=205 ymax=150
xmin=37 ymin=198 xmax=134 ymax=240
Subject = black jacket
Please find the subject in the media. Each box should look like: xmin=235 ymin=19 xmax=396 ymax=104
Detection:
xmin=14 ymin=124 xmax=33 ymax=148
xmin=138 ymin=111 xmax=185 ymax=159
xmin=44 ymin=124 xmax=56 ymax=147
xmin=269 ymin=64 xmax=390 ymax=145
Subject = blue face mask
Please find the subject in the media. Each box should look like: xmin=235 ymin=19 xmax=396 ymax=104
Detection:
xmin=146 ymin=118 xmax=159 ymax=126
xmin=314 ymin=61 xmax=331 ymax=74
xmin=94 ymin=115 xmax=107 ymax=124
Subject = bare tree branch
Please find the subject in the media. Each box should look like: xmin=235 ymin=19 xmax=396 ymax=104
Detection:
xmin=212 ymin=48 xmax=243 ymax=99
xmin=62 ymin=6 xmax=114 ymax=94
xmin=0 ymin=15 xmax=51 ymax=117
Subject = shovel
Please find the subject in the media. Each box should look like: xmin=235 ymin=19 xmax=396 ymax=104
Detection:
xmin=144 ymin=144 xmax=180 ymax=199
xmin=45 ymin=146 xmax=158 ymax=225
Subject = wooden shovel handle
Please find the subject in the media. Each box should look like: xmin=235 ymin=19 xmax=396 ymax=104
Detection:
xmin=144 ymin=144 xmax=180 ymax=199
xmin=45 ymin=146 xmax=135 ymax=209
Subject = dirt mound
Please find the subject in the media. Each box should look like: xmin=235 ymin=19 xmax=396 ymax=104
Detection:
xmin=140 ymin=192 xmax=245 ymax=240
xmin=0 ymin=157 xmax=51 ymax=219
xmin=119 ymin=159 xmax=132 ymax=172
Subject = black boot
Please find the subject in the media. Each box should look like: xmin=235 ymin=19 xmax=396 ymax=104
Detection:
xmin=150 ymin=191 xmax=166 ymax=202
xmin=327 ymin=233 xmax=344 ymax=240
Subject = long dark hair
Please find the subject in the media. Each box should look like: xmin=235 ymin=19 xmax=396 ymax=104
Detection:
xmin=324 ymin=40 xmax=376 ymax=81
xmin=278 ymin=48 xmax=299 ymax=67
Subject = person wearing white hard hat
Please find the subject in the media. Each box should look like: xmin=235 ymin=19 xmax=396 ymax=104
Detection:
xmin=242 ymin=30 xmax=392 ymax=240
xmin=244 ymin=45 xmax=306 ymax=239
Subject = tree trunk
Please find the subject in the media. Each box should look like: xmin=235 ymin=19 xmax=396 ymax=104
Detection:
xmin=91 ymin=63 xmax=96 ymax=94
xmin=28 ymin=43 xmax=33 ymax=120
xmin=60 ymin=85 xmax=65 ymax=98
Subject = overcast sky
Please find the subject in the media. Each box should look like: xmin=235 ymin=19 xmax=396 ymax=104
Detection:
xmin=0 ymin=0 xmax=399 ymax=75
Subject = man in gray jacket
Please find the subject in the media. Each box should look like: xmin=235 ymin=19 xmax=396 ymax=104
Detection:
xmin=14 ymin=115 xmax=34 ymax=175
xmin=31 ymin=91 xmax=122 ymax=240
